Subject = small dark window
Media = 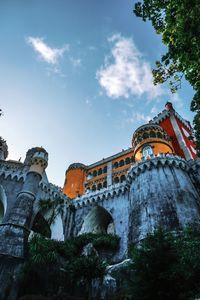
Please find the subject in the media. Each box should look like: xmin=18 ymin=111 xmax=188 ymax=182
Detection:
xmin=114 ymin=161 xmax=118 ymax=169
xmin=149 ymin=131 xmax=156 ymax=138
xmin=98 ymin=168 xmax=102 ymax=175
xmin=142 ymin=132 xmax=149 ymax=139
xmin=157 ymin=132 xmax=162 ymax=138
xmin=119 ymin=160 xmax=124 ymax=167
xmin=97 ymin=183 xmax=102 ymax=190
xmin=93 ymin=170 xmax=97 ymax=177
xmin=125 ymin=157 xmax=130 ymax=165
xmin=103 ymin=181 xmax=107 ymax=188
xmin=114 ymin=177 xmax=119 ymax=184
xmin=92 ymin=185 xmax=96 ymax=191
xmin=120 ymin=175 xmax=126 ymax=183
xmin=103 ymin=166 xmax=107 ymax=173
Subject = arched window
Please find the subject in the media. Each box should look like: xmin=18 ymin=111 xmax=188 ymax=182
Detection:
xmin=103 ymin=181 xmax=107 ymax=188
xmin=114 ymin=177 xmax=119 ymax=184
xmin=149 ymin=131 xmax=156 ymax=138
xmin=113 ymin=161 xmax=118 ymax=169
xmin=142 ymin=132 xmax=149 ymax=140
xmin=86 ymin=187 xmax=91 ymax=193
xmin=125 ymin=157 xmax=130 ymax=165
xmin=157 ymin=132 xmax=162 ymax=139
xmin=120 ymin=174 xmax=126 ymax=183
xmin=142 ymin=146 xmax=153 ymax=158
xmin=93 ymin=170 xmax=97 ymax=177
xmin=97 ymin=183 xmax=102 ymax=190
xmin=119 ymin=160 xmax=125 ymax=167
xmin=131 ymin=156 xmax=135 ymax=163
xmin=92 ymin=185 xmax=96 ymax=191
xmin=98 ymin=168 xmax=102 ymax=176
xmin=103 ymin=166 xmax=107 ymax=173
xmin=87 ymin=172 xmax=92 ymax=180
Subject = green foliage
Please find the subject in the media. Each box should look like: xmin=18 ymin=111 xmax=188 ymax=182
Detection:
xmin=128 ymin=225 xmax=200 ymax=300
xmin=134 ymin=0 xmax=200 ymax=152
xmin=18 ymin=233 xmax=119 ymax=299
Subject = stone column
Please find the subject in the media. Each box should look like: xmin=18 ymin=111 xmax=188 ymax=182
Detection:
xmin=0 ymin=148 xmax=48 ymax=300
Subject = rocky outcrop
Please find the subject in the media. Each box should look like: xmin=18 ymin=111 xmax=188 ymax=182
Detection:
xmin=91 ymin=259 xmax=132 ymax=300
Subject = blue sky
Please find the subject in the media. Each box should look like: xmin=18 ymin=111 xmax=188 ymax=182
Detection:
xmin=0 ymin=0 xmax=195 ymax=186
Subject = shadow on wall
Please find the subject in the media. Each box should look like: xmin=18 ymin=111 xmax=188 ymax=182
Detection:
xmin=0 ymin=185 xmax=7 ymax=223
xmin=79 ymin=206 xmax=115 ymax=235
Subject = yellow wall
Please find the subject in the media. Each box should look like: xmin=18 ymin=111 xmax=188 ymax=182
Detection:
xmin=134 ymin=139 xmax=174 ymax=161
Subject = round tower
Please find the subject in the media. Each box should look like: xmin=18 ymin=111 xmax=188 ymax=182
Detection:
xmin=132 ymin=123 xmax=174 ymax=161
xmin=0 ymin=137 xmax=8 ymax=160
xmin=63 ymin=163 xmax=86 ymax=199
xmin=128 ymin=156 xmax=200 ymax=244
xmin=24 ymin=147 xmax=47 ymax=166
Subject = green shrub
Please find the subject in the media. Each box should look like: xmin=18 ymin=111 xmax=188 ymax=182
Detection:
xmin=128 ymin=225 xmax=200 ymax=300
xmin=18 ymin=232 xmax=119 ymax=299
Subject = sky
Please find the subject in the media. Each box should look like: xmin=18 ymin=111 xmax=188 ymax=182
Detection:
xmin=0 ymin=0 xmax=195 ymax=187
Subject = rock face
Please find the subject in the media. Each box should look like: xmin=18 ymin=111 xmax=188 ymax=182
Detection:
xmin=91 ymin=259 xmax=132 ymax=300
xmin=128 ymin=156 xmax=200 ymax=243
xmin=81 ymin=243 xmax=98 ymax=257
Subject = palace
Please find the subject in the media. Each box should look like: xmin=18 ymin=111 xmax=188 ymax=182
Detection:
xmin=0 ymin=101 xmax=200 ymax=299
xmin=63 ymin=102 xmax=197 ymax=199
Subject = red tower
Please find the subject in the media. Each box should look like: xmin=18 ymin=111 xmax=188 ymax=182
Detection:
xmin=150 ymin=102 xmax=197 ymax=160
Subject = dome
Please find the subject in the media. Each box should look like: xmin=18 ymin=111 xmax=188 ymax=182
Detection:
xmin=66 ymin=163 xmax=87 ymax=173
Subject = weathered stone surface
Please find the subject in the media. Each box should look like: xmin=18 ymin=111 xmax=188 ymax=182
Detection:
xmin=90 ymin=259 xmax=132 ymax=300
xmin=81 ymin=243 xmax=98 ymax=257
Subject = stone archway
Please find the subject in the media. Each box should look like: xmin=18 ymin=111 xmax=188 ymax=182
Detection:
xmin=79 ymin=206 xmax=115 ymax=235
xmin=0 ymin=185 xmax=7 ymax=223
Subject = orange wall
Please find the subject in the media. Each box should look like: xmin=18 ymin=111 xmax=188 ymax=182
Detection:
xmin=63 ymin=168 xmax=86 ymax=199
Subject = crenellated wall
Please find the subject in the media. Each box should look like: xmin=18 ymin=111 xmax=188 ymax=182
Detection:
xmin=127 ymin=156 xmax=200 ymax=243
xmin=65 ymin=154 xmax=200 ymax=260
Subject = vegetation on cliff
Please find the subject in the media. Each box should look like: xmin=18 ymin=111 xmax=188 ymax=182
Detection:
xmin=18 ymin=233 xmax=119 ymax=300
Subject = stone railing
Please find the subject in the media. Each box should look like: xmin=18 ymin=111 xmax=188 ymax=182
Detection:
xmin=127 ymin=154 xmax=190 ymax=183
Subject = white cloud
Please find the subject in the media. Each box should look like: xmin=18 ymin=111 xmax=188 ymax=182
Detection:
xmin=26 ymin=36 xmax=69 ymax=64
xmin=170 ymin=93 xmax=183 ymax=108
xmin=96 ymin=33 xmax=163 ymax=99
xmin=127 ymin=112 xmax=152 ymax=124
xmin=70 ymin=57 xmax=81 ymax=67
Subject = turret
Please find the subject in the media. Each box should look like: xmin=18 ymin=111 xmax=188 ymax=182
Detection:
xmin=0 ymin=137 xmax=8 ymax=160
xmin=63 ymin=163 xmax=86 ymax=199
xmin=132 ymin=123 xmax=174 ymax=161
xmin=128 ymin=156 xmax=200 ymax=244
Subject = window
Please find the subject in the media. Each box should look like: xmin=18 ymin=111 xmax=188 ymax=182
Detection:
xmin=92 ymin=185 xmax=96 ymax=191
xmin=97 ymin=183 xmax=102 ymax=190
xmin=113 ymin=162 xmax=118 ymax=169
xmin=98 ymin=168 xmax=102 ymax=175
xmin=93 ymin=170 xmax=97 ymax=177
xmin=142 ymin=146 xmax=153 ymax=158
xmin=125 ymin=157 xmax=130 ymax=165
xmin=120 ymin=175 xmax=126 ymax=183
xmin=119 ymin=160 xmax=125 ymax=167
xmin=103 ymin=181 xmax=107 ymax=188
xmin=114 ymin=177 xmax=119 ymax=184
xmin=87 ymin=173 xmax=92 ymax=180
xmin=103 ymin=166 xmax=107 ymax=173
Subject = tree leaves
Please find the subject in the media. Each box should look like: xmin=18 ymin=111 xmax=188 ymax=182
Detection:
xmin=134 ymin=0 xmax=200 ymax=154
